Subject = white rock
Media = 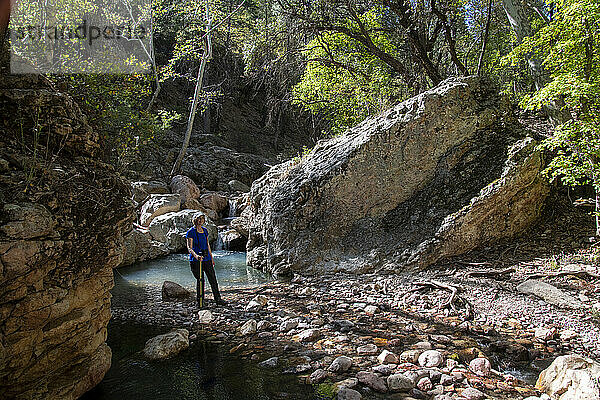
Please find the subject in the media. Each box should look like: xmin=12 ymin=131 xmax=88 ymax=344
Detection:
xmin=239 ymin=319 xmax=258 ymax=335
xmin=377 ymin=350 xmax=399 ymax=364
xmin=252 ymin=294 xmax=268 ymax=306
xmin=418 ymin=350 xmax=444 ymax=367
xmin=295 ymin=328 xmax=320 ymax=342
xmin=245 ymin=300 xmax=263 ymax=312
xmin=417 ymin=376 xmax=433 ymax=391
xmin=399 ymin=349 xmax=422 ymax=364
xmin=140 ymin=194 xmax=181 ymax=226
xmin=364 ymin=305 xmax=379 ymax=315
xmin=469 ymin=357 xmax=492 ymax=377
xmin=143 ymin=329 xmax=189 ymax=360
xmin=197 ymin=310 xmax=213 ymax=324
xmin=536 ymin=354 xmax=600 ymax=400
xmin=560 ymin=330 xmax=578 ymax=341
xmin=535 ymin=327 xmax=558 ymax=341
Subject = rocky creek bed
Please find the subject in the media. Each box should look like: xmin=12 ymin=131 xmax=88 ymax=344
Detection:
xmin=109 ymin=253 xmax=600 ymax=400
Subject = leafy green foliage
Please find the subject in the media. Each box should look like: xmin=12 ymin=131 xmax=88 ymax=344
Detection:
xmin=55 ymin=74 xmax=180 ymax=170
xmin=292 ymin=8 xmax=406 ymax=135
xmin=507 ymin=0 xmax=600 ymax=193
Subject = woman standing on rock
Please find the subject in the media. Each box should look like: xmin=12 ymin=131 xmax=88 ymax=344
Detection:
xmin=186 ymin=214 xmax=227 ymax=307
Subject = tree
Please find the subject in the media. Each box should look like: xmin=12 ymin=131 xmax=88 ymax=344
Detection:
xmin=509 ymin=0 xmax=600 ymax=234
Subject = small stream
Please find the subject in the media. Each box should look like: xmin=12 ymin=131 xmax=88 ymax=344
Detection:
xmin=84 ymin=252 xmax=315 ymax=400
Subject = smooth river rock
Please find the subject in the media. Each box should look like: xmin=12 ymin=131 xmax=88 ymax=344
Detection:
xmin=244 ymin=76 xmax=548 ymax=276
xmin=143 ymin=329 xmax=190 ymax=360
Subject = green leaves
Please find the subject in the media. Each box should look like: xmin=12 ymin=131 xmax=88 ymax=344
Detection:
xmin=292 ymin=8 xmax=406 ymax=135
xmin=508 ymin=0 xmax=600 ymax=193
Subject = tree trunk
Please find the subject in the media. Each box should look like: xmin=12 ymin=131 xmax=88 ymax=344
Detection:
xmin=171 ymin=2 xmax=212 ymax=177
xmin=477 ymin=0 xmax=493 ymax=75
xmin=501 ymin=0 xmax=543 ymax=89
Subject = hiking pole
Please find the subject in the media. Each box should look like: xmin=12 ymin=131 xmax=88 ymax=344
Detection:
xmin=199 ymin=258 xmax=204 ymax=308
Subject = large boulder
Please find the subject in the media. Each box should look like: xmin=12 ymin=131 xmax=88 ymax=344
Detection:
xmin=139 ymin=194 xmax=181 ymax=226
xmin=121 ymin=227 xmax=169 ymax=266
xmin=199 ymin=192 xmax=229 ymax=214
xmin=131 ymin=180 xmax=169 ymax=203
xmin=170 ymin=175 xmax=202 ymax=207
xmin=143 ymin=329 xmax=190 ymax=360
xmin=536 ymin=355 xmax=600 ymax=400
xmin=0 ymin=76 xmax=134 ymax=399
xmin=245 ymin=77 xmax=548 ymax=276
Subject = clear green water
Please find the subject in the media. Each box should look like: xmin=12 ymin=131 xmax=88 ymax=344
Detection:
xmin=82 ymin=321 xmax=315 ymax=400
xmin=82 ymin=252 xmax=315 ymax=400
xmin=114 ymin=251 xmax=269 ymax=289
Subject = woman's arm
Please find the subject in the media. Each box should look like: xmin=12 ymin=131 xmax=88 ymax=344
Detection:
xmin=187 ymin=237 xmax=201 ymax=260
xmin=206 ymin=232 xmax=214 ymax=265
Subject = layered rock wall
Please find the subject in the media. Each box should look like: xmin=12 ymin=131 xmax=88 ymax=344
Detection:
xmin=245 ymin=77 xmax=548 ymax=276
xmin=0 ymin=76 xmax=133 ymax=399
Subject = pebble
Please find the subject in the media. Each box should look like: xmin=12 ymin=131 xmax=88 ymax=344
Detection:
xmin=418 ymin=350 xmax=444 ymax=368
xmin=309 ymin=368 xmax=328 ymax=384
xmin=416 ymin=376 xmax=432 ymax=391
xmin=357 ymin=344 xmax=378 ymax=355
xmin=461 ymin=387 xmax=486 ymax=400
xmin=335 ymin=377 xmax=358 ymax=389
xmin=387 ymin=373 xmax=414 ymax=392
xmin=364 ymin=305 xmax=379 ymax=315
xmin=535 ymin=327 xmax=558 ymax=341
xmin=245 ymin=300 xmax=263 ymax=312
xmin=400 ymin=349 xmax=422 ymax=364
xmin=413 ymin=341 xmax=433 ymax=350
xmin=356 ymin=371 xmax=387 ymax=392
xmin=295 ymin=328 xmax=321 ymax=342
xmin=329 ymin=356 xmax=353 ymax=372
xmin=377 ymin=350 xmax=399 ymax=364
xmin=258 ymin=356 xmax=278 ymax=368
xmin=372 ymin=364 xmax=393 ymax=375
xmin=560 ymin=329 xmax=578 ymax=341
xmin=337 ymin=387 xmax=362 ymax=400
xmin=197 ymin=310 xmax=212 ymax=323
xmin=239 ymin=319 xmax=257 ymax=335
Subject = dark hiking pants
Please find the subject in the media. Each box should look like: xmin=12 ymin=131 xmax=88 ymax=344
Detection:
xmin=190 ymin=259 xmax=221 ymax=306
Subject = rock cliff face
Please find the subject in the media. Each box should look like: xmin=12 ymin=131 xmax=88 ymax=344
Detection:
xmin=245 ymin=77 xmax=548 ymax=276
xmin=0 ymin=76 xmax=133 ymax=399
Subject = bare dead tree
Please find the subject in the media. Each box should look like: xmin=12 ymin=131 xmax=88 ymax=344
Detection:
xmin=170 ymin=0 xmax=246 ymax=177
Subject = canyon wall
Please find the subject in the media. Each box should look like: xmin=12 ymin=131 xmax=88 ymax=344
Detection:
xmin=0 ymin=76 xmax=133 ymax=399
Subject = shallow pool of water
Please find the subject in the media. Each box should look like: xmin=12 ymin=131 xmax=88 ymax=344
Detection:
xmin=82 ymin=321 xmax=314 ymax=400
xmin=83 ymin=253 xmax=313 ymax=399
xmin=114 ymin=251 xmax=269 ymax=290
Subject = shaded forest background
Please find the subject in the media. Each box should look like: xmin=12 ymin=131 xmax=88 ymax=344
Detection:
xmin=15 ymin=0 xmax=598 ymax=207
